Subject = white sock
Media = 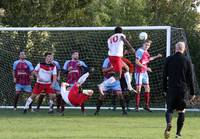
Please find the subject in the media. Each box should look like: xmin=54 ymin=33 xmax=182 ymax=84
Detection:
xmin=77 ymin=72 xmax=89 ymax=85
xmin=82 ymin=90 xmax=92 ymax=95
xmin=49 ymin=100 xmax=54 ymax=111
xmin=24 ymin=97 xmax=33 ymax=109
xmin=102 ymin=76 xmax=116 ymax=86
xmin=124 ymin=72 xmax=132 ymax=88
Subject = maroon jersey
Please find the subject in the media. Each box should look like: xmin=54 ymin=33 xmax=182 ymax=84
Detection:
xmin=63 ymin=60 xmax=88 ymax=84
xmin=13 ymin=60 xmax=34 ymax=85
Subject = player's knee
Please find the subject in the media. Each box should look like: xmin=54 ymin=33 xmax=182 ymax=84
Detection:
xmin=136 ymin=88 xmax=141 ymax=93
xmin=145 ymin=86 xmax=150 ymax=92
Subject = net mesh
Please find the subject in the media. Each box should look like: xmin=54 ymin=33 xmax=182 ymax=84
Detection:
xmin=0 ymin=27 xmax=199 ymax=108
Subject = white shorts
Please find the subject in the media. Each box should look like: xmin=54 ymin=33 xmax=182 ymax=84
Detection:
xmin=134 ymin=72 xmax=149 ymax=86
xmin=102 ymin=80 xmax=122 ymax=92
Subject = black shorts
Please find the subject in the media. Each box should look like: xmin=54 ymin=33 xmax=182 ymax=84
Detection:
xmin=166 ymin=88 xmax=187 ymax=113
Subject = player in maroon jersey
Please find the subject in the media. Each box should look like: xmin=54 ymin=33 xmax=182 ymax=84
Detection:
xmin=12 ymin=51 xmax=34 ymax=111
xmin=23 ymin=52 xmax=57 ymax=114
xmin=62 ymin=51 xmax=89 ymax=114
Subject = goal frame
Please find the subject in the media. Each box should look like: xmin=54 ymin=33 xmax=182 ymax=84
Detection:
xmin=0 ymin=26 xmax=198 ymax=112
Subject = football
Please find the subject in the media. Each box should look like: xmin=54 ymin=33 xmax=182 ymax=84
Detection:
xmin=139 ymin=32 xmax=148 ymax=40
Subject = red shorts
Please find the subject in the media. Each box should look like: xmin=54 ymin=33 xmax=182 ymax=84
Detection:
xmin=109 ymin=56 xmax=123 ymax=73
xmin=68 ymin=83 xmax=89 ymax=106
xmin=33 ymin=82 xmax=55 ymax=95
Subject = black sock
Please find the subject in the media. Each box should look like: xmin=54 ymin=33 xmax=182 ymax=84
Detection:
xmin=81 ymin=103 xmax=85 ymax=112
xmin=176 ymin=112 xmax=185 ymax=135
xmin=119 ymin=97 xmax=125 ymax=113
xmin=112 ymin=94 xmax=116 ymax=109
xmin=29 ymin=102 xmax=33 ymax=109
xmin=14 ymin=94 xmax=20 ymax=108
xmin=96 ymin=98 xmax=103 ymax=112
xmin=165 ymin=112 xmax=172 ymax=125
xmin=61 ymin=100 xmax=65 ymax=112
xmin=56 ymin=94 xmax=62 ymax=110
xmin=37 ymin=94 xmax=45 ymax=109
xmin=124 ymin=94 xmax=130 ymax=109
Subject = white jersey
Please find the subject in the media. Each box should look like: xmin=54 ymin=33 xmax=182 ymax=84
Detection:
xmin=34 ymin=63 xmax=57 ymax=84
xmin=107 ymin=33 xmax=126 ymax=57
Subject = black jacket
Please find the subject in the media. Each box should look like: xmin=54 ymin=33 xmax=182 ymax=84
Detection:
xmin=163 ymin=52 xmax=194 ymax=95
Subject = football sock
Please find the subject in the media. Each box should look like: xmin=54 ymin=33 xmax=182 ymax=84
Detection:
xmin=135 ymin=93 xmax=140 ymax=108
xmin=24 ymin=97 xmax=33 ymax=109
xmin=165 ymin=112 xmax=172 ymax=125
xmin=124 ymin=72 xmax=132 ymax=88
xmin=56 ymin=94 xmax=62 ymax=109
xmin=49 ymin=100 xmax=54 ymax=111
xmin=96 ymin=98 xmax=103 ymax=112
xmin=176 ymin=112 xmax=185 ymax=135
xmin=77 ymin=72 xmax=89 ymax=85
xmin=14 ymin=94 xmax=20 ymax=109
xmin=81 ymin=103 xmax=85 ymax=112
xmin=37 ymin=94 xmax=45 ymax=109
xmin=144 ymin=92 xmax=150 ymax=107
xmin=119 ymin=97 xmax=125 ymax=113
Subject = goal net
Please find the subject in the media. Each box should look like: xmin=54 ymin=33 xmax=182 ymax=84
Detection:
xmin=0 ymin=26 xmax=199 ymax=110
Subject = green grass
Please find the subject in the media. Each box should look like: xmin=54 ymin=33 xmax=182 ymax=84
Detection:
xmin=0 ymin=109 xmax=200 ymax=139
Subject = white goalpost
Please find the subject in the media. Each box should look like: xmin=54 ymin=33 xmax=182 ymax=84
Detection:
xmin=0 ymin=26 xmax=199 ymax=111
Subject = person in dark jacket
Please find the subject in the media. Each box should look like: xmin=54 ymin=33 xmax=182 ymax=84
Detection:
xmin=163 ymin=41 xmax=195 ymax=139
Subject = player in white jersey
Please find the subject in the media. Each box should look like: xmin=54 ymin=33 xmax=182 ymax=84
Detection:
xmin=23 ymin=52 xmax=57 ymax=114
xmin=99 ymin=26 xmax=135 ymax=94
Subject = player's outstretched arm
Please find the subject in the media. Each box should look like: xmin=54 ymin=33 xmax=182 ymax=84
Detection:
xmin=150 ymin=54 xmax=162 ymax=61
xmin=135 ymin=59 xmax=152 ymax=72
xmin=121 ymin=36 xmax=135 ymax=54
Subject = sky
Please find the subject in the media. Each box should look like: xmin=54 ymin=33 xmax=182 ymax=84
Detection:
xmin=198 ymin=6 xmax=200 ymax=12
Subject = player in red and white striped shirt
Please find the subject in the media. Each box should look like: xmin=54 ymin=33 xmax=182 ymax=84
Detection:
xmin=23 ymin=52 xmax=57 ymax=113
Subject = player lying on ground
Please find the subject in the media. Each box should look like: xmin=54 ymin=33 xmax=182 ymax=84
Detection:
xmin=60 ymin=72 xmax=93 ymax=110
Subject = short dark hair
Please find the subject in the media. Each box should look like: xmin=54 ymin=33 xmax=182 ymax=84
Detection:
xmin=114 ymin=26 xmax=123 ymax=33
xmin=71 ymin=50 xmax=79 ymax=55
xmin=44 ymin=52 xmax=52 ymax=57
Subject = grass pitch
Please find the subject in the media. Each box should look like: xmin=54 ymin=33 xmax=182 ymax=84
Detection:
xmin=0 ymin=109 xmax=199 ymax=139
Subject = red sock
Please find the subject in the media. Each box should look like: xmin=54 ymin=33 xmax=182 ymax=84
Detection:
xmin=135 ymin=93 xmax=140 ymax=108
xmin=144 ymin=92 xmax=150 ymax=108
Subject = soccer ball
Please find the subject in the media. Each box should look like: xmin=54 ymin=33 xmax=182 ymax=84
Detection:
xmin=139 ymin=32 xmax=148 ymax=40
